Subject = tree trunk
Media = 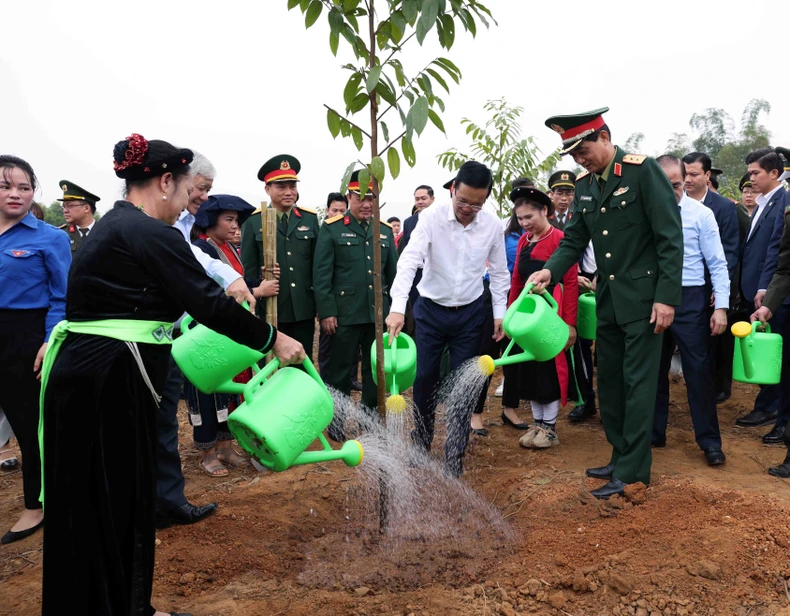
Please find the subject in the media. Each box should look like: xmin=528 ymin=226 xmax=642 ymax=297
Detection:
xmin=263 ymin=205 xmax=278 ymax=363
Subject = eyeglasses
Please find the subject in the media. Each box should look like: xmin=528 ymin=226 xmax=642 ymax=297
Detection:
xmin=742 ymin=189 xmax=758 ymax=195
xmin=61 ymin=203 xmax=89 ymax=210
xmin=454 ymin=197 xmax=485 ymax=211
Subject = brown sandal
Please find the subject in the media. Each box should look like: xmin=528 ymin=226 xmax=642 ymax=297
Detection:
xmin=201 ymin=452 xmax=228 ymax=477
xmin=217 ymin=447 xmax=249 ymax=468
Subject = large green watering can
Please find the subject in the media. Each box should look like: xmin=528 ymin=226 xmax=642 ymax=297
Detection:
xmin=731 ymin=321 xmax=783 ymax=385
xmin=171 ymin=313 xmax=262 ymax=394
xmin=227 ymin=357 xmax=364 ymax=472
xmin=479 ymin=283 xmax=569 ymax=376
xmin=577 ymin=292 xmax=597 ymax=340
xmin=371 ymin=332 xmax=417 ymax=414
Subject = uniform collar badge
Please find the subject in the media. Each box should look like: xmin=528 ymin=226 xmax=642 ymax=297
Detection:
xmin=293 ymin=207 xmax=301 ymax=218
xmin=344 ymin=215 xmax=350 ymax=226
xmin=613 ymin=186 xmax=629 ymax=196
xmin=69 ymin=225 xmax=76 ymax=233
xmin=614 ymin=162 xmax=623 ymax=177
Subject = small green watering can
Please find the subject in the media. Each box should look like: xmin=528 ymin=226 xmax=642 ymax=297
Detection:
xmin=227 ymin=357 xmax=364 ymax=472
xmin=371 ymin=333 xmax=417 ymax=413
xmin=172 ymin=313 xmax=262 ymax=394
xmin=577 ymin=292 xmax=597 ymax=340
xmin=731 ymin=321 xmax=783 ymax=385
xmin=479 ymin=283 xmax=569 ymax=376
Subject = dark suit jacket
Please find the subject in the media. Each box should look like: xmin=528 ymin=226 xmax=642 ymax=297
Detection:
xmin=398 ymin=212 xmax=420 ymax=256
xmin=702 ymin=190 xmax=740 ymax=281
xmin=740 ymin=186 xmax=786 ymax=303
xmin=757 ymin=186 xmax=790 ymax=304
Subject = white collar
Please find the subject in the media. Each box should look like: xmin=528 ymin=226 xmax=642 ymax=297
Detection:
xmin=756 ymin=185 xmax=782 ymax=208
xmin=447 ymin=203 xmax=480 ymax=227
xmin=179 ymin=209 xmax=195 ymax=223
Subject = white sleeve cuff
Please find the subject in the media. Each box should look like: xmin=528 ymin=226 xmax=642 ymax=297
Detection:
xmin=493 ymin=305 xmax=506 ymax=320
xmin=390 ymin=298 xmax=408 ymax=315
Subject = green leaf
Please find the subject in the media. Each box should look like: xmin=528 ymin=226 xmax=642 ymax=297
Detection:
xmin=305 ymin=0 xmax=323 ymax=28
xmin=299 ymin=0 xmax=311 ymax=11
xmin=287 ymin=0 xmax=301 ymax=10
xmin=416 ymin=0 xmax=439 ymax=44
xmin=377 ymin=79 xmax=397 ymax=107
xmin=343 ymin=72 xmax=362 ymax=108
xmin=339 ymin=119 xmax=352 ymax=137
xmin=340 ymin=161 xmax=356 ymax=193
xmin=380 ymin=121 xmax=389 ymax=143
xmin=428 ymin=109 xmax=446 ymax=135
xmin=387 ymin=147 xmax=401 ymax=179
xmin=329 ymin=30 xmax=340 ymax=55
xmin=365 ymin=65 xmax=382 ymax=93
xmin=402 ymin=138 xmax=416 ymax=167
xmin=370 ymin=156 xmax=386 ymax=183
xmin=357 ymin=169 xmax=371 ymax=195
xmin=402 ymin=0 xmax=418 ymax=22
xmin=418 ymin=75 xmax=433 ymax=97
xmin=352 ymin=126 xmax=364 ymax=151
xmin=425 ymin=68 xmax=449 ymax=93
xmin=327 ymin=109 xmax=341 ymax=138
xmin=439 ymin=14 xmax=455 ymax=48
xmin=461 ymin=8 xmax=476 ymax=36
xmin=432 ymin=59 xmax=459 ymax=84
xmin=343 ymin=0 xmax=359 ymax=11
xmin=349 ymin=93 xmax=369 ymax=114
xmin=436 ymin=57 xmax=462 ymax=79
xmin=412 ymin=96 xmax=430 ymax=136
xmin=390 ymin=11 xmax=407 ymax=34
xmin=405 ymin=107 xmax=414 ymax=141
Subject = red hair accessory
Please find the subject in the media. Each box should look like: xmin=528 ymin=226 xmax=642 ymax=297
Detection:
xmin=113 ymin=133 xmax=149 ymax=172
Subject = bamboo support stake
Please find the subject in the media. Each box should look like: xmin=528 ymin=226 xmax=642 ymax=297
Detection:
xmin=263 ymin=204 xmax=278 ymax=363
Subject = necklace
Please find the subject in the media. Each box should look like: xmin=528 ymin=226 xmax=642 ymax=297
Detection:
xmin=136 ymin=205 xmax=152 ymax=217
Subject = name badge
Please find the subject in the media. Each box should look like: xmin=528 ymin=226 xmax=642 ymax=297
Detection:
xmin=580 ymin=195 xmax=593 ymax=202
xmin=341 ymin=232 xmax=356 ymax=237
xmin=380 ymin=234 xmax=387 ymax=239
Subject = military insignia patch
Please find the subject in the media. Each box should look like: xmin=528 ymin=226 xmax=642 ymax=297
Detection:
xmin=614 ymin=163 xmax=623 ymax=177
xmin=613 ymin=187 xmax=629 ymax=196
xmin=61 ymin=184 xmax=68 ymax=191
xmin=280 ymin=160 xmax=291 ymax=170
xmin=550 ymin=124 xmax=565 ymax=135
xmin=297 ymin=225 xmax=309 ymax=231
xmin=561 ymin=173 xmax=569 ymax=181
xmin=10 ymin=250 xmax=29 ymax=257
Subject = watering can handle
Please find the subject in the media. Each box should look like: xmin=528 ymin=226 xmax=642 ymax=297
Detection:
xmin=753 ymin=321 xmax=771 ymax=334
xmin=242 ymin=357 xmax=326 ymax=400
xmin=523 ymin=281 xmax=560 ymax=311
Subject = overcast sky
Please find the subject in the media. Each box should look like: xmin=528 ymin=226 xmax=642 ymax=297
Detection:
xmin=4 ymin=0 xmax=788 ymax=223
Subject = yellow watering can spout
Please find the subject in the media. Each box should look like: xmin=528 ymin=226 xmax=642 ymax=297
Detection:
xmin=478 ymin=355 xmax=495 ymax=377
xmin=385 ymin=394 xmax=408 ymax=414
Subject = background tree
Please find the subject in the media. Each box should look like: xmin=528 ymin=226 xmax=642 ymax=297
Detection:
xmin=43 ymin=201 xmax=65 ymax=226
xmin=623 ymin=132 xmax=645 ymax=154
xmin=286 ymin=0 xmax=494 ymax=463
xmin=437 ymin=98 xmax=560 ymax=217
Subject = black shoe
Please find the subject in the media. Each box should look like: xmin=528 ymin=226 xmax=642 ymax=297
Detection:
xmin=585 ymin=463 xmax=615 ymax=480
xmin=652 ymin=436 xmax=666 ymax=448
xmin=590 ymin=478 xmax=626 ymax=500
xmin=501 ymin=412 xmax=530 ymax=430
xmin=762 ymin=425 xmax=786 ymax=445
xmin=715 ymin=391 xmax=730 ymax=404
xmin=736 ymin=409 xmax=779 ymax=428
xmin=350 ymin=379 xmax=363 ymax=392
xmin=768 ymin=462 xmax=790 ymax=478
xmin=568 ymin=399 xmax=597 ymax=423
xmin=703 ymin=448 xmax=726 ymax=466
xmin=156 ymin=502 xmax=217 ymax=530
xmin=1 ymin=518 xmax=44 ymax=544
xmin=471 ymin=427 xmax=488 ymax=437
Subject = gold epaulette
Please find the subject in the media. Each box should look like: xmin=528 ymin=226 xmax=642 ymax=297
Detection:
xmin=58 ymin=223 xmax=69 ymax=230
xmin=623 ymin=154 xmax=647 ymax=165
xmin=380 ymin=219 xmax=392 ymax=229
xmin=296 ymin=206 xmax=316 ymax=215
xmin=325 ymin=214 xmax=344 ymax=224
xmin=576 ymin=170 xmax=590 ymax=181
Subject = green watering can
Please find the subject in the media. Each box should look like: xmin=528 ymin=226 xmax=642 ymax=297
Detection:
xmin=371 ymin=333 xmax=417 ymax=413
xmin=577 ymin=292 xmax=597 ymax=340
xmin=227 ymin=357 xmax=364 ymax=472
xmin=171 ymin=314 xmax=262 ymax=394
xmin=479 ymin=283 xmax=569 ymax=376
xmin=731 ymin=321 xmax=783 ymax=385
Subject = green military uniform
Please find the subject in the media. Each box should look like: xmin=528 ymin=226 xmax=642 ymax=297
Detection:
xmin=239 ymin=155 xmax=319 ymax=359
xmin=543 ymin=108 xmax=683 ymax=487
xmin=313 ymin=173 xmax=398 ymax=410
xmin=57 ymin=180 xmax=100 ymax=255
xmin=547 ymin=170 xmax=577 ymax=231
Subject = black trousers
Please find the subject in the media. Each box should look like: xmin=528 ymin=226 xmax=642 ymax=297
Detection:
xmin=0 ymin=309 xmax=45 ymax=511
xmin=653 ymin=286 xmax=721 ymax=450
xmin=156 ymin=357 xmax=187 ymax=512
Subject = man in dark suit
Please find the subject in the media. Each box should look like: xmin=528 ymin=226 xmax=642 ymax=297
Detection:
xmin=734 ymin=147 xmax=788 ymax=430
xmin=681 ymin=153 xmax=740 ymax=404
xmin=746 ymin=147 xmax=790 ymax=442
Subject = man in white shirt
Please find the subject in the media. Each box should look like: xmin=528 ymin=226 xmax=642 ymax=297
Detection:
xmin=386 ymin=161 xmax=509 ymax=477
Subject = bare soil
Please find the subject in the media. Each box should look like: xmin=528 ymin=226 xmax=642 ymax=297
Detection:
xmin=2 ymin=373 xmax=790 ymax=616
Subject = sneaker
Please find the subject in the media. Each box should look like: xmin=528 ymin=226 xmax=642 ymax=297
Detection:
xmin=494 ymin=379 xmax=504 ymax=397
xmin=518 ymin=423 xmax=541 ymax=448
xmin=532 ymin=425 xmax=559 ymax=448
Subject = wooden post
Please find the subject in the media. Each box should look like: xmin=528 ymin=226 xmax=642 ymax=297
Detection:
xmin=263 ymin=204 xmax=278 ymax=363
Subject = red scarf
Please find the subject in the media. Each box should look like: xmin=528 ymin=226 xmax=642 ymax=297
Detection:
xmin=199 ymin=233 xmax=244 ymax=276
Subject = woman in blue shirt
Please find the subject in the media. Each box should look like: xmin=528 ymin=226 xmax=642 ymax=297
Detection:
xmin=0 ymin=155 xmax=71 ymax=544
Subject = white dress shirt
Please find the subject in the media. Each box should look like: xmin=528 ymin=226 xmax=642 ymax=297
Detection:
xmin=173 ymin=209 xmax=240 ymax=290
xmin=678 ymin=194 xmax=730 ymax=309
xmin=391 ymin=204 xmax=510 ymax=318
xmin=747 ymin=184 xmax=782 ymax=241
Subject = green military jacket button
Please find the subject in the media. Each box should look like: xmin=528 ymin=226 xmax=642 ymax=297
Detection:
xmin=609 ymin=274 xmax=615 ymax=280
xmin=603 ymin=230 xmax=609 ymax=235
xmin=621 ymin=201 xmax=626 ymax=205
xmin=606 ymin=253 xmax=611 ymax=258
xmin=601 ymin=207 xmax=607 ymax=213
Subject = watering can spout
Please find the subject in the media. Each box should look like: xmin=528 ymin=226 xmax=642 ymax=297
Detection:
xmin=292 ymin=439 xmax=365 ymax=468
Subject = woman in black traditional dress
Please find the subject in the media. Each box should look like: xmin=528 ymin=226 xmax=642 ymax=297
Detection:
xmin=41 ymin=134 xmax=304 ymax=616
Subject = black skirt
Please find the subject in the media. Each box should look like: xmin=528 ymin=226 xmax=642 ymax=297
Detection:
xmin=501 ymin=342 xmax=561 ymax=406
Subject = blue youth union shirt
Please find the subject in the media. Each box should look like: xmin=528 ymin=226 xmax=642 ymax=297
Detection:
xmin=0 ymin=212 xmax=71 ymax=339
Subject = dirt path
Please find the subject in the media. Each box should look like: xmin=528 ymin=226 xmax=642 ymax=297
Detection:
xmin=2 ymin=376 xmax=790 ymax=616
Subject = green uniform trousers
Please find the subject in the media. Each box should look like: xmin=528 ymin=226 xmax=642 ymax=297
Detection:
xmin=278 ymin=319 xmax=316 ymax=366
xmin=597 ymin=316 xmax=664 ymax=485
xmin=324 ymin=323 xmax=376 ymax=410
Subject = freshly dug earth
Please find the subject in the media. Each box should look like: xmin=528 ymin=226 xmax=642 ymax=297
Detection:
xmin=2 ymin=373 xmax=790 ymax=616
